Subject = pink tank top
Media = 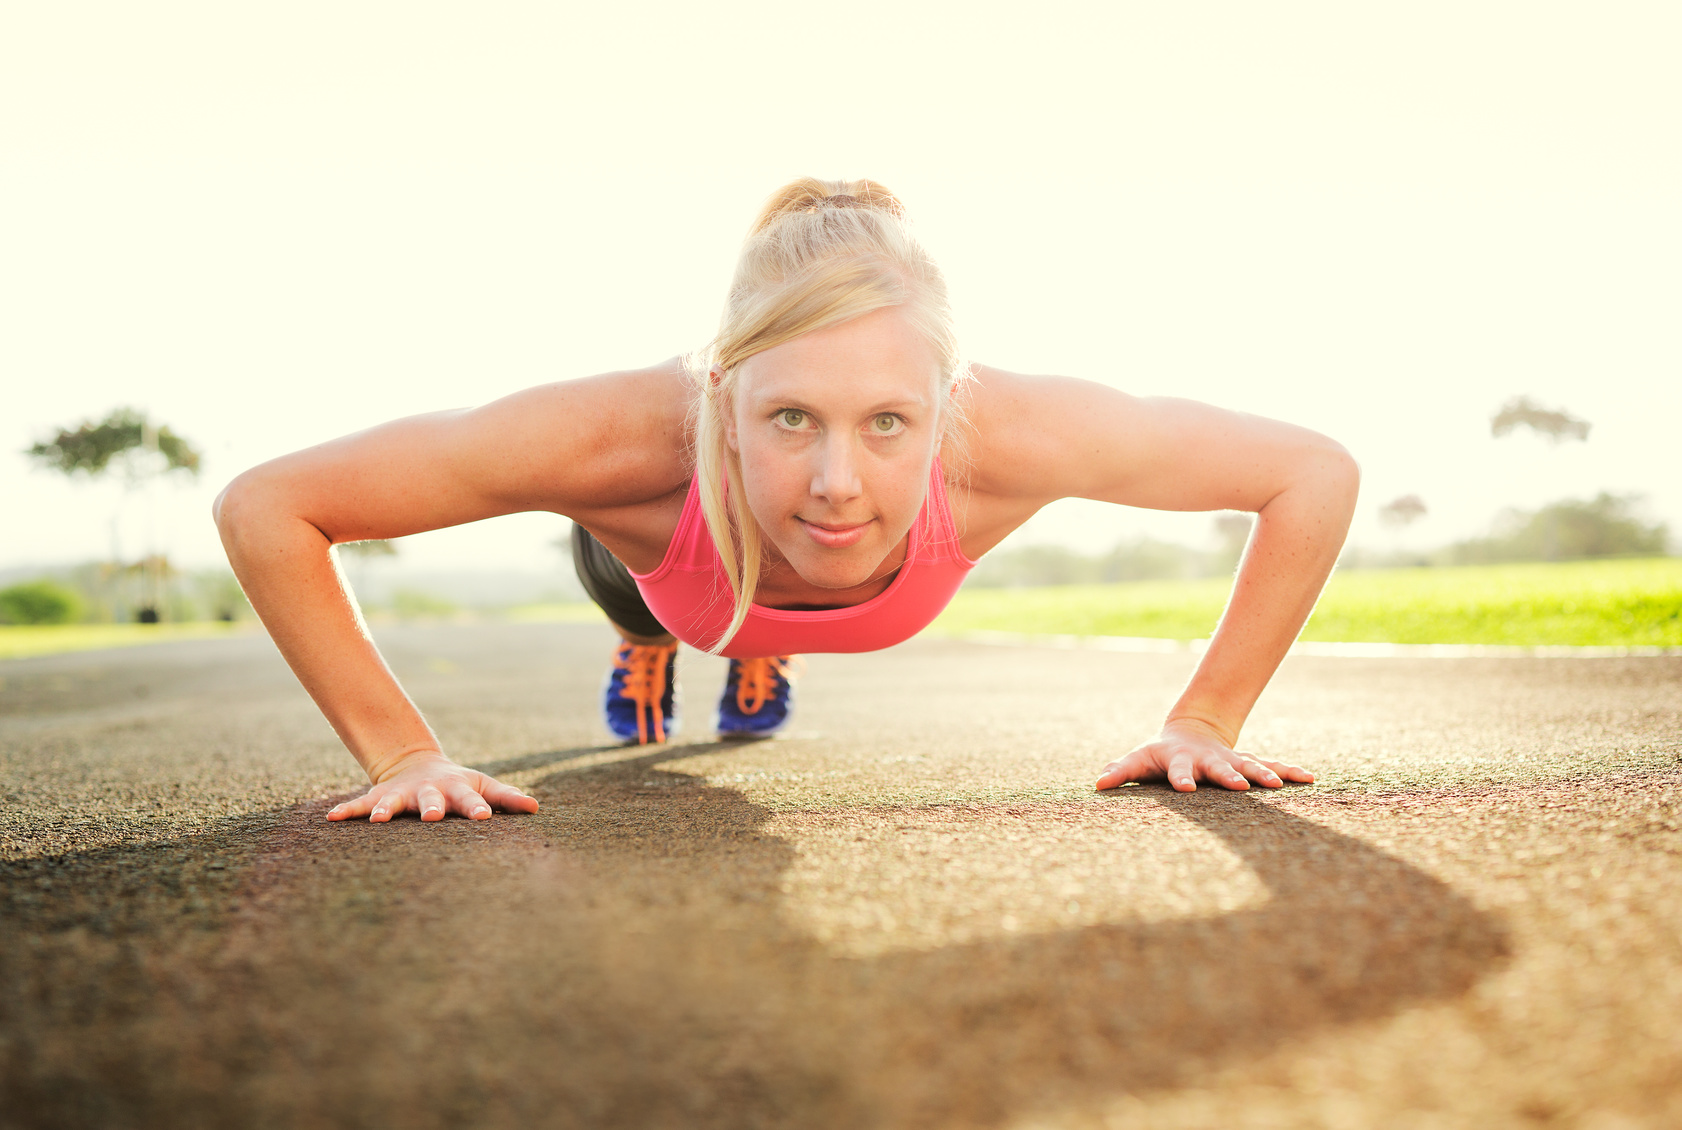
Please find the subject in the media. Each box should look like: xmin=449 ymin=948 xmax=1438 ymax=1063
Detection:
xmin=630 ymin=460 xmax=976 ymax=659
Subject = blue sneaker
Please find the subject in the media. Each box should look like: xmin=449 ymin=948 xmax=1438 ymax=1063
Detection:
xmin=715 ymin=656 xmax=797 ymax=739
xmin=603 ymin=641 xmax=679 ymax=744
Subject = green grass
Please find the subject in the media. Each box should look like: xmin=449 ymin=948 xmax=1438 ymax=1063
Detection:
xmin=0 ymin=621 xmax=256 ymax=661
xmin=502 ymin=602 xmax=609 ymax=624
xmin=931 ymin=557 xmax=1682 ymax=647
xmin=6 ymin=562 xmax=1679 ymax=659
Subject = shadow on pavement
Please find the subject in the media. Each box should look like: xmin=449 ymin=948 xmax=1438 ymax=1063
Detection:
xmin=0 ymin=745 xmax=1510 ymax=1129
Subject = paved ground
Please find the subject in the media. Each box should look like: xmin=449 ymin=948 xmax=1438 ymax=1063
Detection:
xmin=1 ymin=622 xmax=1679 ymax=1129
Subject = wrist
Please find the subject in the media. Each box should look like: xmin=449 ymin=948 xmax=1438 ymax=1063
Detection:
xmin=1162 ymin=714 xmax=1240 ymax=749
xmin=365 ymin=744 xmax=451 ymax=784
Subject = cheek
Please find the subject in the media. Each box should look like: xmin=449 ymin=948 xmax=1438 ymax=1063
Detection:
xmin=736 ymin=438 xmax=804 ymax=515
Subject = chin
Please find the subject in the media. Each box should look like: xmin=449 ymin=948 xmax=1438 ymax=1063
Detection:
xmin=791 ymin=554 xmax=880 ymax=591
xmin=780 ymin=539 xmax=892 ymax=591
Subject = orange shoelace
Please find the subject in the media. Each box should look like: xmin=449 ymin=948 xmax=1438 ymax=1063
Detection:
xmin=614 ymin=642 xmax=676 ymax=744
xmin=734 ymin=656 xmax=798 ymax=715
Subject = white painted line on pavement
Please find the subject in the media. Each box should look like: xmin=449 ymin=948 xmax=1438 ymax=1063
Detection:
xmin=946 ymin=630 xmax=1682 ymax=659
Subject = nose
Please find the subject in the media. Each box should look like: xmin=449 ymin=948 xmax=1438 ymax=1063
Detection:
xmin=810 ymin=431 xmax=863 ymax=505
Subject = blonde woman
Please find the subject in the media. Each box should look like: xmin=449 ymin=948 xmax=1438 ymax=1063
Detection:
xmin=215 ymin=178 xmax=1358 ymax=824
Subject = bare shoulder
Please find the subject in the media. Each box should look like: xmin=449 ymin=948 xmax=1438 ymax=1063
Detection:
xmin=220 ymin=358 xmax=699 ymax=569
xmin=947 ymin=363 xmax=1357 ymax=556
xmin=959 ymin=366 xmax=1114 ymax=494
xmin=946 ymin=366 xmax=1142 ymax=553
xmin=467 ymin=357 xmax=696 ymax=514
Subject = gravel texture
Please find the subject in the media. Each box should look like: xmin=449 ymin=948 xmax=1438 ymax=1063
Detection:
xmin=2 ymin=622 xmax=1679 ymax=1129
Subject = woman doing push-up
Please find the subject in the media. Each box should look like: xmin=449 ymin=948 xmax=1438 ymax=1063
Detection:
xmin=214 ymin=177 xmax=1359 ymax=824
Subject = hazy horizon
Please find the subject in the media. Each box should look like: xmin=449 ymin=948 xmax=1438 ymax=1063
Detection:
xmin=5 ymin=2 xmax=1677 ymax=576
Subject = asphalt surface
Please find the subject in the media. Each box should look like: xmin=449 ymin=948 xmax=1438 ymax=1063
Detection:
xmin=1 ymin=622 xmax=1679 ymax=1129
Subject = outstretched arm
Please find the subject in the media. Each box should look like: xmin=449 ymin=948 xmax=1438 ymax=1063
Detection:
xmin=214 ymin=362 xmax=692 ymax=820
xmin=959 ymin=369 xmax=1360 ymax=791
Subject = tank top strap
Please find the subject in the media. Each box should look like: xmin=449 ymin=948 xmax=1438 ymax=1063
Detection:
xmin=919 ymin=458 xmax=975 ymax=567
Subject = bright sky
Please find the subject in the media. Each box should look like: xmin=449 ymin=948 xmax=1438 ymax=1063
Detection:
xmin=4 ymin=1 xmax=1678 ymax=575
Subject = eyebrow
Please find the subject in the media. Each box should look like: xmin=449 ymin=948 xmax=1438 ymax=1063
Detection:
xmin=752 ymin=389 xmax=930 ymax=415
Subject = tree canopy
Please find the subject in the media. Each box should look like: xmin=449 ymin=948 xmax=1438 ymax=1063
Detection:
xmin=1447 ymin=493 xmax=1667 ymax=563
xmin=1379 ymin=495 xmax=1428 ymax=528
xmin=26 ymin=408 xmax=202 ymax=479
xmin=1490 ymin=396 xmax=1591 ymax=444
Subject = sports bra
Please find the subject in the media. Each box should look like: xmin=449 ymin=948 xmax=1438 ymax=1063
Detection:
xmin=630 ymin=460 xmax=977 ymax=659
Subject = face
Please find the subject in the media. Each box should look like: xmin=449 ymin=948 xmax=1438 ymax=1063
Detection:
xmin=726 ymin=306 xmax=943 ymax=592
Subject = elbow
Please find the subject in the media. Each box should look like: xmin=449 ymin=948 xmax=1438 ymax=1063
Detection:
xmin=1311 ymin=439 xmax=1362 ymax=530
xmin=1273 ymin=435 xmax=1359 ymax=523
xmin=1324 ymin=440 xmax=1361 ymax=501
xmin=212 ymin=469 xmax=277 ymax=557
xmin=212 ymin=473 xmax=250 ymax=540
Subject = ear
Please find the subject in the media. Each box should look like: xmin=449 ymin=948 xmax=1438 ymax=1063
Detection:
xmin=722 ymin=390 xmax=740 ymax=454
xmin=717 ymin=368 xmax=742 ymax=453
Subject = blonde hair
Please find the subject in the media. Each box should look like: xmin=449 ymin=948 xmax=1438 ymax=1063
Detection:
xmin=687 ymin=177 xmax=969 ymax=654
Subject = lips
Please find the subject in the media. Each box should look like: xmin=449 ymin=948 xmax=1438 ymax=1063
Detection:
xmin=797 ymin=517 xmax=872 ymax=549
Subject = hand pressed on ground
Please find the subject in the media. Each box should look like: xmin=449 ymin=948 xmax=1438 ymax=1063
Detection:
xmin=327 ymin=752 xmax=540 ymax=823
xmin=1095 ymin=718 xmax=1314 ymax=793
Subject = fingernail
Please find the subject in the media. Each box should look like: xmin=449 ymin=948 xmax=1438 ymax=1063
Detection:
xmin=372 ymin=808 xmax=386 ymax=816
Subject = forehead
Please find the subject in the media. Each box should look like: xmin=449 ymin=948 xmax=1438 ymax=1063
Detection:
xmin=737 ymin=307 xmax=940 ymax=406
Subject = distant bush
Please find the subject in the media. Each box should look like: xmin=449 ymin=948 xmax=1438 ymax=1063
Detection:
xmin=1446 ymin=493 xmax=1669 ymax=564
xmin=390 ymin=589 xmax=458 ymax=619
xmin=0 ymin=580 xmax=84 ymax=625
xmin=968 ymin=538 xmax=1210 ymax=588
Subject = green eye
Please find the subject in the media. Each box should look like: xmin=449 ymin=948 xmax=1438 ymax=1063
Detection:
xmin=778 ymin=410 xmax=806 ymax=428
xmin=872 ymin=414 xmax=899 ymax=433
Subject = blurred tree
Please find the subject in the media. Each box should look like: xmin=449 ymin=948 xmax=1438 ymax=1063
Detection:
xmin=0 ymin=580 xmax=83 ymax=625
xmin=26 ymin=408 xmax=202 ymax=478
xmin=1490 ymin=396 xmax=1591 ymax=443
xmin=1212 ymin=512 xmax=1254 ymax=572
xmin=1099 ymin=538 xmax=1202 ymax=582
xmin=24 ymin=408 xmax=203 ymax=621
xmin=966 ymin=538 xmax=1209 ymax=589
xmin=1379 ymin=495 xmax=1428 ymax=528
xmin=1446 ymin=493 xmax=1668 ymax=564
xmin=968 ymin=544 xmax=1103 ymax=588
xmin=336 ymin=539 xmax=399 ymax=606
xmin=1489 ymin=396 xmax=1592 ymax=558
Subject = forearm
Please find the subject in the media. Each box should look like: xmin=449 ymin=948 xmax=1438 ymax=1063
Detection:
xmin=217 ymin=491 xmax=440 ymax=782
xmin=1168 ymin=451 xmax=1358 ymax=745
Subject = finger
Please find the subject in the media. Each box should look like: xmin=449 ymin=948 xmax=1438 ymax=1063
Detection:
xmin=1096 ymin=749 xmax=1166 ymax=791
xmin=1203 ymin=755 xmax=1251 ymax=791
xmin=369 ymin=790 xmax=406 ymax=823
xmin=440 ymin=779 xmax=492 ymax=821
xmin=476 ymin=775 xmax=540 ymax=814
xmin=1266 ymin=758 xmax=1315 ymax=783
xmin=327 ymin=789 xmax=380 ymax=821
xmin=416 ymin=785 xmax=447 ymax=822
xmin=1096 ymin=756 xmax=1140 ymax=791
xmin=1235 ymin=756 xmax=1284 ymax=788
xmin=1166 ymin=752 xmax=1198 ymax=792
